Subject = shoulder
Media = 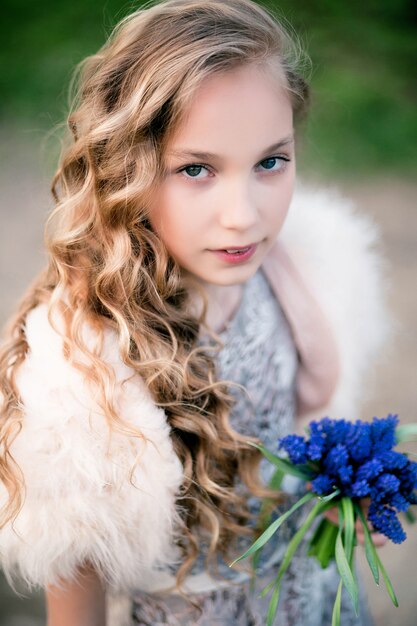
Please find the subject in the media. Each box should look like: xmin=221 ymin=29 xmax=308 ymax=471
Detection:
xmin=282 ymin=183 xmax=382 ymax=275
xmin=17 ymin=303 xmax=171 ymax=442
xmin=1 ymin=303 xmax=183 ymax=591
xmin=281 ymin=183 xmax=392 ymax=416
xmin=21 ymin=302 xmax=132 ymax=383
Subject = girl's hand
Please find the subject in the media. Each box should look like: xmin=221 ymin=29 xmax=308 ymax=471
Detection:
xmin=323 ymin=499 xmax=388 ymax=548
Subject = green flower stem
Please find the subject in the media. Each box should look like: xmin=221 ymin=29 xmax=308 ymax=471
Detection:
xmin=329 ymin=498 xmax=358 ymax=624
xmin=262 ymin=499 xmax=327 ymax=626
xmin=336 ymin=499 xmax=359 ymax=615
xmin=341 ymin=497 xmax=356 ymax=562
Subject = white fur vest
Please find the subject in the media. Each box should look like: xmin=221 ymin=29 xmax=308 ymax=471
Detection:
xmin=0 ymin=185 xmax=390 ymax=621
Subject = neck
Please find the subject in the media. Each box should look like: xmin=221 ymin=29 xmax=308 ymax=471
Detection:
xmin=186 ymin=279 xmax=244 ymax=335
xmin=204 ymin=282 xmax=244 ymax=333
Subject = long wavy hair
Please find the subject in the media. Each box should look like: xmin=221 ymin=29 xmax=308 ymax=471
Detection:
xmin=0 ymin=0 xmax=309 ymax=585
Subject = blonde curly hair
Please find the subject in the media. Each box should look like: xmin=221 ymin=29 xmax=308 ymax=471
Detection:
xmin=0 ymin=0 xmax=309 ymax=585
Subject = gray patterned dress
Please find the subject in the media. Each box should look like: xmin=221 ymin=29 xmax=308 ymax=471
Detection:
xmin=132 ymin=269 xmax=374 ymax=625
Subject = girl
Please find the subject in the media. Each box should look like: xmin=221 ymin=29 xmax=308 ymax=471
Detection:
xmin=0 ymin=1 xmax=389 ymax=625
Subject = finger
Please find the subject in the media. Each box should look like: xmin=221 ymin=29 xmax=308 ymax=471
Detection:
xmin=323 ymin=508 xmax=339 ymax=526
xmin=355 ymin=527 xmax=388 ymax=547
xmin=358 ymin=497 xmax=371 ymax=515
xmin=369 ymin=532 xmax=388 ymax=548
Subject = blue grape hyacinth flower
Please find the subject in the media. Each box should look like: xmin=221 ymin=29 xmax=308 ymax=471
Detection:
xmin=278 ymin=414 xmax=417 ymax=543
xmin=231 ymin=414 xmax=417 ymax=626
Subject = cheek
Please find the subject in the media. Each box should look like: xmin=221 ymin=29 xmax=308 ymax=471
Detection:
xmin=148 ymin=186 xmax=206 ymax=249
xmin=263 ymin=176 xmax=294 ymax=228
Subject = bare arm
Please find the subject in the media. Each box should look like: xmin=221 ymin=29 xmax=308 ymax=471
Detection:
xmin=45 ymin=564 xmax=106 ymax=626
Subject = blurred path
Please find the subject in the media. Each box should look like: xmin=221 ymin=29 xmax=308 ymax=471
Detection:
xmin=0 ymin=133 xmax=416 ymax=625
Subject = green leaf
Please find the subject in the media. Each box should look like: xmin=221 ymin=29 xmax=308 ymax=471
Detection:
xmin=331 ymin=581 xmax=343 ymax=626
xmin=308 ymin=518 xmax=338 ymax=568
xmin=355 ymin=505 xmax=379 ymax=585
xmin=252 ymin=467 xmax=285 ymax=581
xmin=318 ymin=488 xmax=341 ymax=503
xmin=275 ymin=499 xmax=327 ymax=580
xmin=395 ymin=423 xmax=417 ymax=443
xmin=374 ymin=545 xmax=399 ymax=607
xmin=356 ymin=504 xmax=398 ymax=607
xmin=364 ymin=534 xmax=380 ymax=585
xmin=229 ymin=492 xmax=315 ymax=566
xmin=335 ymin=507 xmax=359 ymax=615
xmin=404 ymin=508 xmax=416 ymax=524
xmin=357 ymin=507 xmax=398 ymax=607
xmin=341 ymin=497 xmax=355 ymax=560
xmin=269 ymin=467 xmax=286 ymax=490
xmin=266 ymin=581 xmax=281 ymax=626
xmin=259 ymin=576 xmax=277 ymax=599
xmin=247 ymin=442 xmax=315 ymax=480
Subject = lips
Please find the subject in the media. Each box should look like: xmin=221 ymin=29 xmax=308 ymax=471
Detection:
xmin=210 ymin=244 xmax=258 ymax=264
xmin=223 ymin=246 xmax=251 ymax=254
xmin=214 ymin=243 xmax=257 ymax=252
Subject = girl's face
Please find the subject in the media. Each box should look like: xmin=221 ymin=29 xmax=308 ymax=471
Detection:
xmin=148 ymin=63 xmax=295 ymax=288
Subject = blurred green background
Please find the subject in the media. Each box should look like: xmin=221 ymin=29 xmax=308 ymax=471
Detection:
xmin=0 ymin=0 xmax=416 ymax=178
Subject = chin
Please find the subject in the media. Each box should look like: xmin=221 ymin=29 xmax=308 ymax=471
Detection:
xmin=205 ymin=264 xmax=260 ymax=287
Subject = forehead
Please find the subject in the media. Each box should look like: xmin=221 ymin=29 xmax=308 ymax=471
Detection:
xmin=165 ymin=64 xmax=293 ymax=159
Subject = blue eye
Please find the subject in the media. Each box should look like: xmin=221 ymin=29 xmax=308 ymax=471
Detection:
xmin=181 ymin=164 xmax=210 ymax=179
xmin=258 ymin=156 xmax=290 ymax=172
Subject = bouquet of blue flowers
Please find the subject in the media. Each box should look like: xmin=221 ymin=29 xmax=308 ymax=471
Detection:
xmin=231 ymin=414 xmax=417 ymax=626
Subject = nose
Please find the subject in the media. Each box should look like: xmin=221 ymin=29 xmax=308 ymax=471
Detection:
xmin=218 ymin=179 xmax=259 ymax=231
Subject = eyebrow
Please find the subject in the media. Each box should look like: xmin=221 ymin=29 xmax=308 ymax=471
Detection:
xmin=167 ymin=135 xmax=294 ymax=161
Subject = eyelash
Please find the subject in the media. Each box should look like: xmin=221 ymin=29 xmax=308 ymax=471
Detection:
xmin=177 ymin=155 xmax=291 ymax=180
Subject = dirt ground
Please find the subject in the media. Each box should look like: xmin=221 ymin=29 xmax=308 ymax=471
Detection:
xmin=0 ymin=131 xmax=416 ymax=625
